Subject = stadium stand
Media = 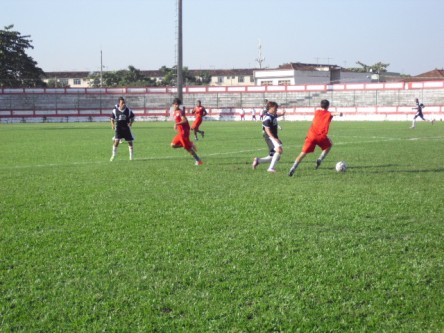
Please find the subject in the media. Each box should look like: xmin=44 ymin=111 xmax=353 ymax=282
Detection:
xmin=1 ymin=81 xmax=443 ymax=123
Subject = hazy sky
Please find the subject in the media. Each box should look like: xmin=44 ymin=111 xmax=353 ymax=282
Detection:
xmin=3 ymin=0 xmax=443 ymax=75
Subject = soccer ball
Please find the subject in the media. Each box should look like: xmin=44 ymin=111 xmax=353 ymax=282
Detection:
xmin=335 ymin=161 xmax=347 ymax=172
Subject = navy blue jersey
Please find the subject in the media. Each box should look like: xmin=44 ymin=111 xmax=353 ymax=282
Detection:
xmin=112 ymin=106 xmax=134 ymax=129
xmin=414 ymin=102 xmax=424 ymax=116
xmin=262 ymin=112 xmax=279 ymax=138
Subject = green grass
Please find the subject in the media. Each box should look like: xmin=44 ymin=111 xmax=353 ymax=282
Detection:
xmin=1 ymin=120 xmax=443 ymax=332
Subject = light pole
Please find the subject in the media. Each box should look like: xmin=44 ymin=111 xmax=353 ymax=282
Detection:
xmin=100 ymin=50 xmax=103 ymax=88
xmin=177 ymin=0 xmax=183 ymax=101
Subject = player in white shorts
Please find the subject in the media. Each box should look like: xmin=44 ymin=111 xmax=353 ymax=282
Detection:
xmin=252 ymin=101 xmax=286 ymax=173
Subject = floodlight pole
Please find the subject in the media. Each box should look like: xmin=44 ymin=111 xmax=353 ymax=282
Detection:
xmin=177 ymin=0 xmax=183 ymax=100
xmin=100 ymin=50 xmax=103 ymax=88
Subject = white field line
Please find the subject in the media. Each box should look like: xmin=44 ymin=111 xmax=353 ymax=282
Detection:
xmin=3 ymin=135 xmax=444 ymax=170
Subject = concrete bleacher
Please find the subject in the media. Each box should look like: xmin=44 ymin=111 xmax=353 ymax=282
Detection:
xmin=1 ymin=82 xmax=444 ymax=123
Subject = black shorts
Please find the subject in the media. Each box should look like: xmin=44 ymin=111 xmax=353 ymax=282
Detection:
xmin=414 ymin=112 xmax=425 ymax=120
xmin=115 ymin=126 xmax=134 ymax=141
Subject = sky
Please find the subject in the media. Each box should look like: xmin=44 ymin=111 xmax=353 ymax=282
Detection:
xmin=3 ymin=0 xmax=444 ymax=76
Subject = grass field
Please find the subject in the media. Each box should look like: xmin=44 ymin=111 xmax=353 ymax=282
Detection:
xmin=1 ymin=120 xmax=443 ymax=332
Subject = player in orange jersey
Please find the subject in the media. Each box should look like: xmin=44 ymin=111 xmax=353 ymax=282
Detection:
xmin=170 ymin=98 xmax=203 ymax=165
xmin=288 ymin=99 xmax=342 ymax=176
xmin=191 ymin=100 xmax=207 ymax=140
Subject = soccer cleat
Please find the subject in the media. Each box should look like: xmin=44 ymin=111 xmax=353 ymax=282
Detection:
xmin=288 ymin=168 xmax=295 ymax=177
xmin=195 ymin=160 xmax=203 ymax=166
xmin=252 ymin=157 xmax=259 ymax=170
xmin=201 ymin=131 xmax=205 ymax=138
xmin=315 ymin=159 xmax=321 ymax=169
xmin=195 ymin=137 xmax=199 ymax=141
xmin=267 ymin=168 xmax=276 ymax=173
xmin=110 ymin=156 xmax=115 ymax=162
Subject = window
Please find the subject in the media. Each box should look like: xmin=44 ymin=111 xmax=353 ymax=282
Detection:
xmin=73 ymin=79 xmax=81 ymax=85
xmin=238 ymin=76 xmax=244 ymax=83
xmin=261 ymin=81 xmax=273 ymax=86
xmin=278 ymin=80 xmax=291 ymax=85
xmin=218 ymin=77 xmax=223 ymax=83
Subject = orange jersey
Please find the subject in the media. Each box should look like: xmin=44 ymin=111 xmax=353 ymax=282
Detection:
xmin=175 ymin=109 xmax=190 ymax=135
xmin=193 ymin=106 xmax=206 ymax=120
xmin=307 ymin=108 xmax=333 ymax=139
xmin=172 ymin=108 xmax=193 ymax=150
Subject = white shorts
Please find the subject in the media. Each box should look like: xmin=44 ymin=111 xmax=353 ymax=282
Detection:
xmin=264 ymin=133 xmax=282 ymax=155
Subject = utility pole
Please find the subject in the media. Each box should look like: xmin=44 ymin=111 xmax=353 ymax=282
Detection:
xmin=100 ymin=50 xmax=103 ymax=88
xmin=255 ymin=39 xmax=265 ymax=69
xmin=177 ymin=0 xmax=183 ymax=100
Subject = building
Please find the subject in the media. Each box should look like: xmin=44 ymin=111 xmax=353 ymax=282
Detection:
xmin=44 ymin=71 xmax=91 ymax=88
xmin=42 ymin=62 xmax=407 ymax=88
xmin=252 ymin=62 xmax=399 ymax=85
xmin=254 ymin=62 xmax=339 ymax=85
xmin=42 ymin=68 xmax=256 ymax=88
xmin=412 ymin=69 xmax=444 ymax=81
xmin=206 ymin=69 xmax=255 ymax=86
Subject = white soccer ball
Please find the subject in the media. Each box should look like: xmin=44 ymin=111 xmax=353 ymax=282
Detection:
xmin=335 ymin=161 xmax=347 ymax=172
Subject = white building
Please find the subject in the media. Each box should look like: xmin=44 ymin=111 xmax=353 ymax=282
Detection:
xmin=254 ymin=62 xmax=376 ymax=86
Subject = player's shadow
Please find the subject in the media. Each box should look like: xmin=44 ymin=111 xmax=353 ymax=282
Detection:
xmin=348 ymin=163 xmax=400 ymax=170
xmin=349 ymin=164 xmax=444 ymax=174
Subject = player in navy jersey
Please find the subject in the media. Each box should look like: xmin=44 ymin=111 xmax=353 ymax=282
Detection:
xmin=410 ymin=98 xmax=434 ymax=128
xmin=110 ymin=97 xmax=135 ymax=161
xmin=252 ymin=101 xmax=286 ymax=173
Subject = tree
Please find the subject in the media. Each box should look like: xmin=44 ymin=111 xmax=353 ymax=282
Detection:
xmin=159 ymin=66 xmax=176 ymax=86
xmin=196 ymin=71 xmax=212 ymax=85
xmin=348 ymin=61 xmax=390 ymax=73
xmin=0 ymin=25 xmax=46 ymax=88
xmin=46 ymin=79 xmax=68 ymax=88
xmin=121 ymin=65 xmax=156 ymax=86
xmin=87 ymin=65 xmax=210 ymax=88
xmin=157 ymin=66 xmax=209 ymax=86
xmin=88 ymin=65 xmax=157 ymax=87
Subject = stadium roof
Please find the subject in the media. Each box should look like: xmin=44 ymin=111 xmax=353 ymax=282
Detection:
xmin=278 ymin=62 xmax=341 ymax=71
